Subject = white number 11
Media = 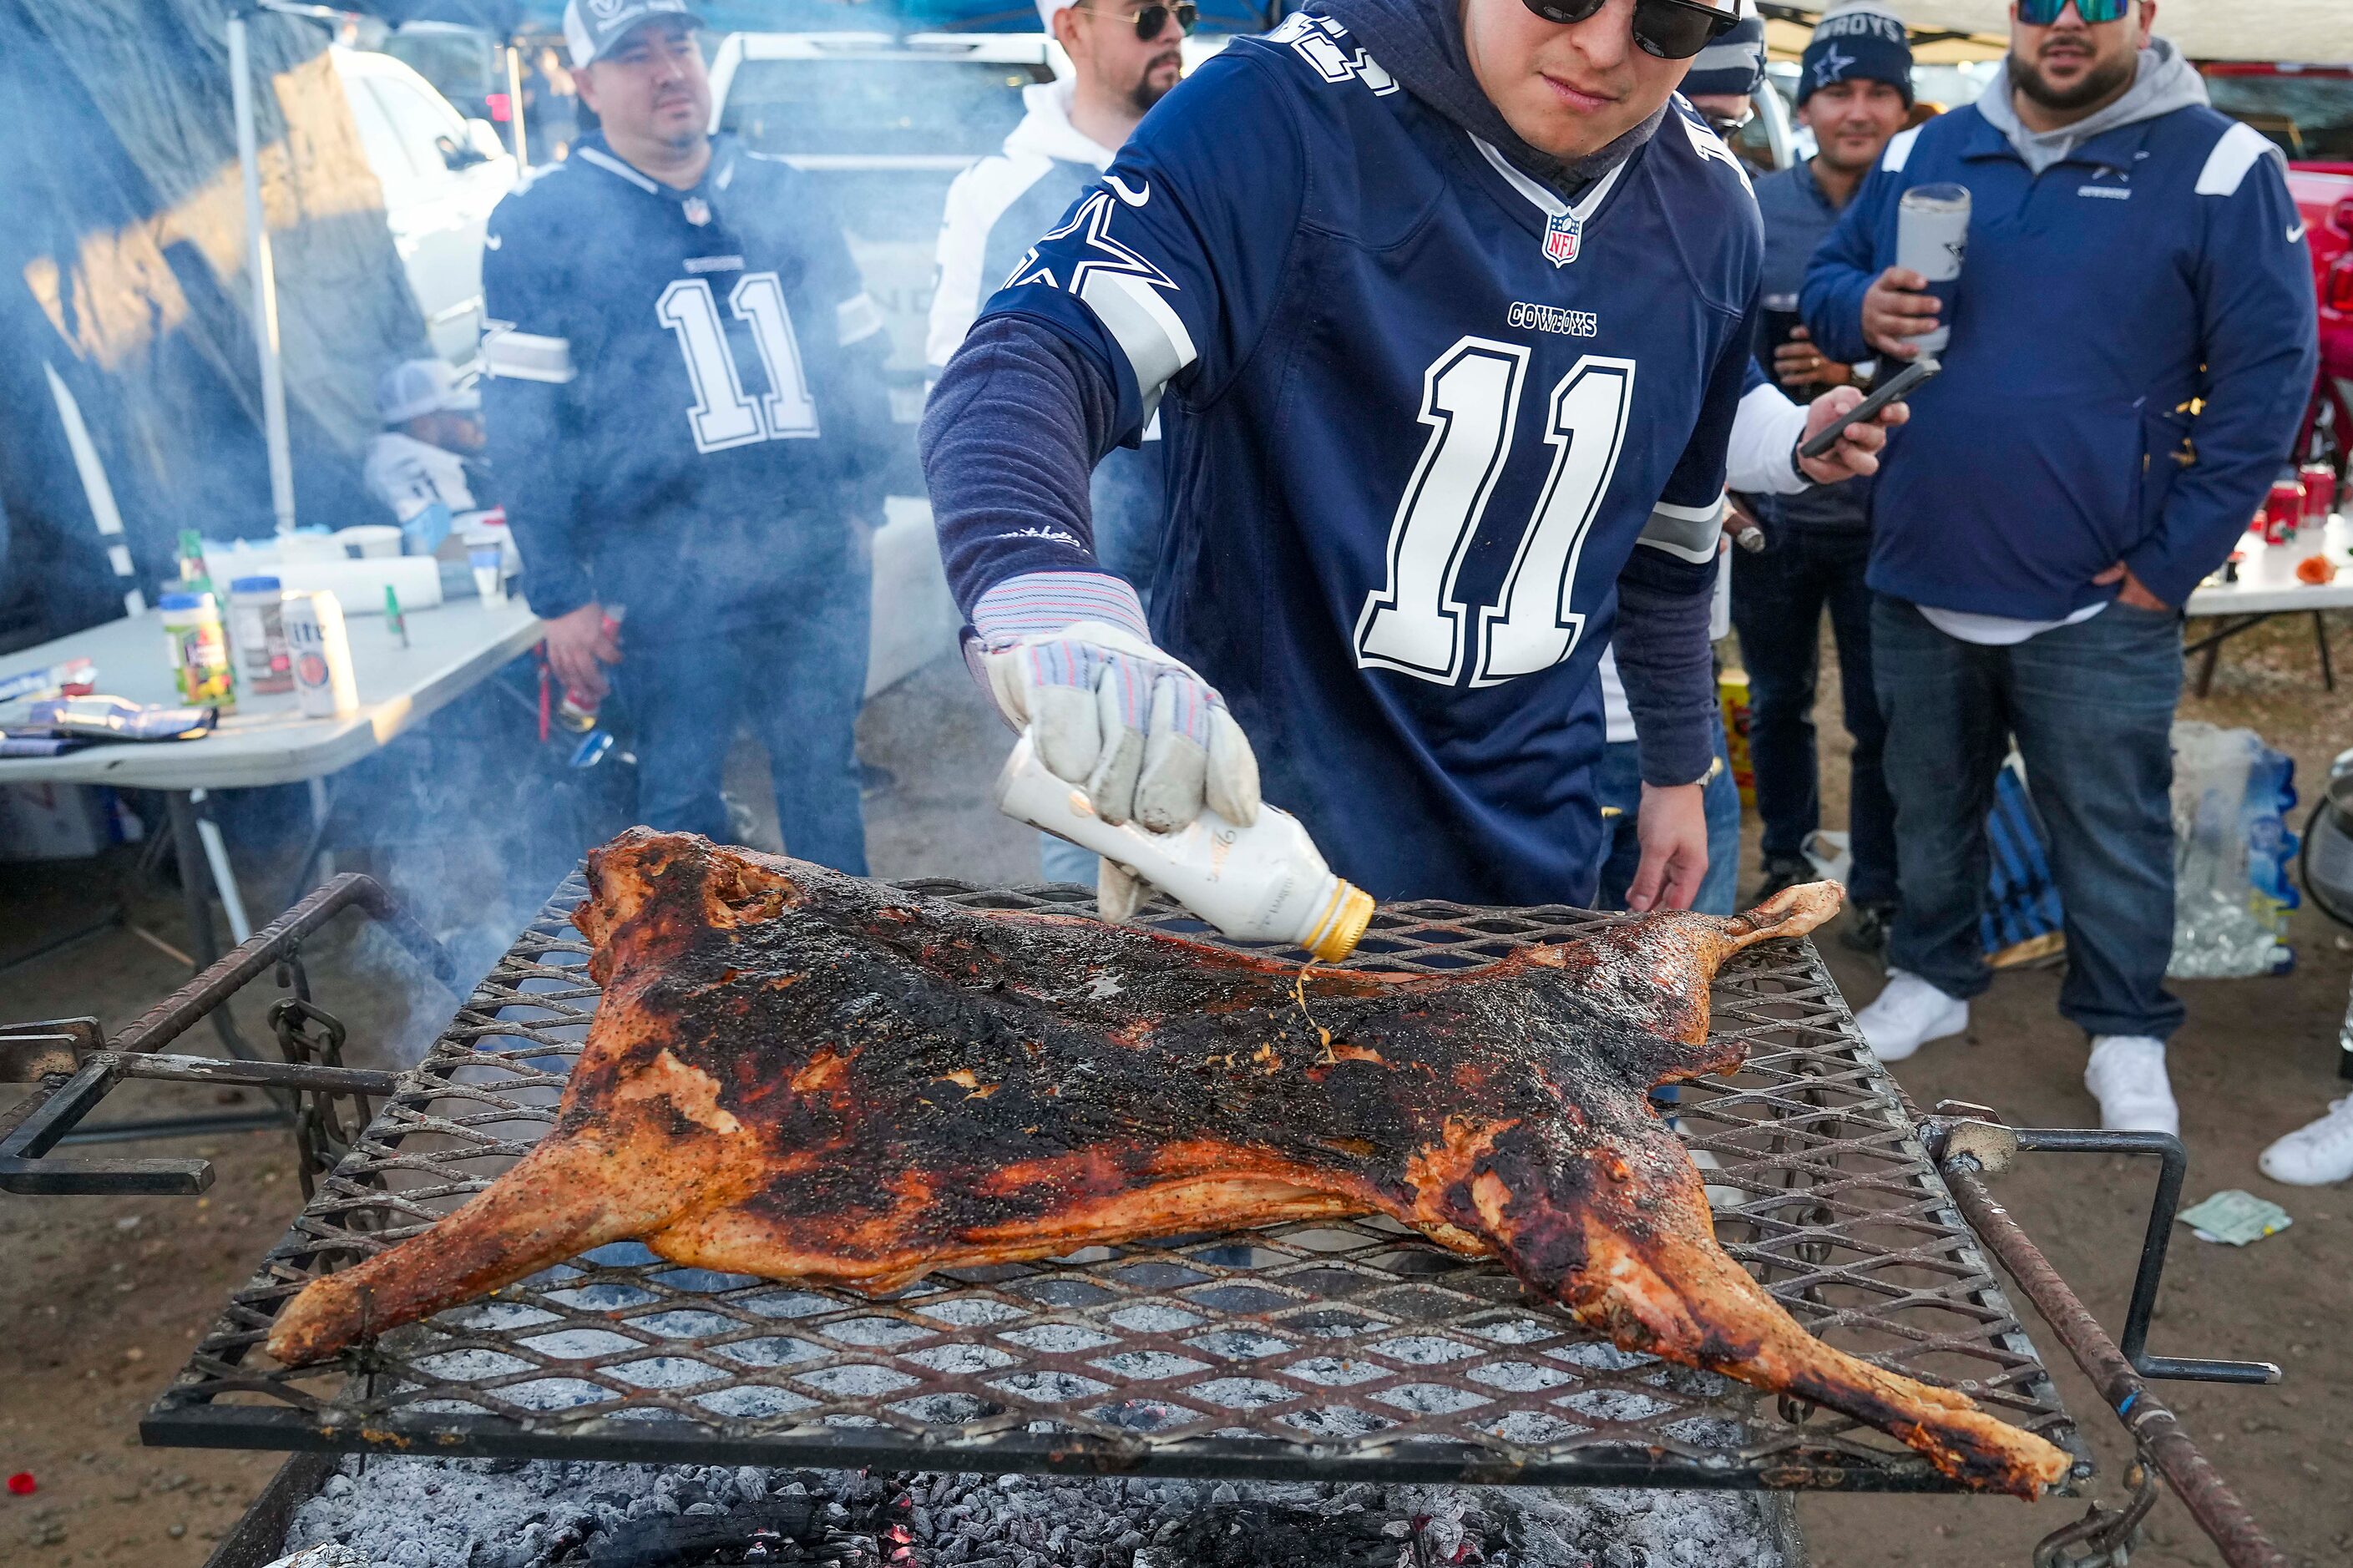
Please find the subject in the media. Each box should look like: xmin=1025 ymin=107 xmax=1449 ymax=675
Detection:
xmin=657 ymin=271 xmax=821 ymax=453
xmin=1354 ymin=337 xmax=1634 ymax=686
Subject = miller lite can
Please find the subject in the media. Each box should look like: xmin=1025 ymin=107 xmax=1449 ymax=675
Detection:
xmin=2299 ymin=460 xmax=2336 ymax=529
xmin=283 ymin=589 xmax=359 ymax=717
xmin=2264 ymin=471 xmax=2304 ymax=545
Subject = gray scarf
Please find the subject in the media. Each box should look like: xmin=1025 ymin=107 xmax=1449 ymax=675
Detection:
xmin=1308 ymin=0 xmax=1667 ymax=200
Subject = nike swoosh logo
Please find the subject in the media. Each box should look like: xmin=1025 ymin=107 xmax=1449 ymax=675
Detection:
xmin=2289 ymin=220 xmax=2309 ymax=242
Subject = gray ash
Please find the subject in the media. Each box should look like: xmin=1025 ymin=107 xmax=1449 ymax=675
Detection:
xmin=282 ymin=1456 xmax=1786 ymax=1568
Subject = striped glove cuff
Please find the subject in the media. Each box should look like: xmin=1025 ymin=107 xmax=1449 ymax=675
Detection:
xmin=971 ymin=571 xmax=1151 ymax=649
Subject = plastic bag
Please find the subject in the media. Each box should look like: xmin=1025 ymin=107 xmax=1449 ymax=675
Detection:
xmin=2167 ymin=721 xmax=2299 ymax=979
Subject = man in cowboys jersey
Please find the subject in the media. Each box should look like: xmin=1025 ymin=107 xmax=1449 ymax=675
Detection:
xmin=924 ymin=0 xmax=1891 ymax=912
xmin=482 ymin=0 xmax=893 ymax=872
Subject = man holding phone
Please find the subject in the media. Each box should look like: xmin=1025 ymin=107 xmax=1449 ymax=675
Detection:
xmin=1733 ymin=2 xmax=1913 ymax=947
xmin=1803 ymin=0 xmax=2315 ymax=1135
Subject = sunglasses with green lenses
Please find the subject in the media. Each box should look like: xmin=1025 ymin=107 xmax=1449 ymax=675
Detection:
xmin=1070 ymin=1 xmax=1197 ymax=39
xmin=1517 ymin=0 xmax=1739 ymax=61
xmin=2016 ymin=0 xmax=2132 ymax=23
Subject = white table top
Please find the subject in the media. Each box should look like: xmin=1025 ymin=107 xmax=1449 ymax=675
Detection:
xmin=2185 ymin=513 xmax=2353 ymax=617
xmin=0 ymin=595 xmax=542 ymax=791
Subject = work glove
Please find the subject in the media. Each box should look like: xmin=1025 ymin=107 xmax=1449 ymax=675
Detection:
xmin=970 ymin=571 xmax=1261 ymax=919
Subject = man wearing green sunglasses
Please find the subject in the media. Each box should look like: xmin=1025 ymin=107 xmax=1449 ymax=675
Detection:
xmin=1804 ymin=0 xmax=2318 ymax=1140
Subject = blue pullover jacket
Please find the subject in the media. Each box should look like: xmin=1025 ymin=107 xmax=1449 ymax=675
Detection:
xmin=1803 ymin=71 xmax=2316 ymax=615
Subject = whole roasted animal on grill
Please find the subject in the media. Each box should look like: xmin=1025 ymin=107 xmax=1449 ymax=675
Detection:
xmin=271 ymin=829 xmax=2071 ymax=1496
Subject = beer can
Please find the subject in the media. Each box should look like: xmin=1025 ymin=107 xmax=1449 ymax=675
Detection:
xmin=283 ymin=589 xmax=358 ymax=718
xmin=2299 ymin=460 xmax=2336 ymax=528
xmin=2264 ymin=473 xmax=2304 ymax=545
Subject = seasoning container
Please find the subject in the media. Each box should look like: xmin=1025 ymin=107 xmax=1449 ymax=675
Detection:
xmin=994 ymin=733 xmax=1374 ymax=962
xmin=227 ymin=575 xmax=294 ymax=694
xmin=160 ymin=591 xmax=235 ymax=711
xmin=283 ymin=589 xmax=359 ymax=718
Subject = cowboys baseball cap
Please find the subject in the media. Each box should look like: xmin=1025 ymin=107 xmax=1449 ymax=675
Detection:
xmin=564 ymin=0 xmax=698 ymax=68
xmin=377 ymin=358 xmax=480 ymax=426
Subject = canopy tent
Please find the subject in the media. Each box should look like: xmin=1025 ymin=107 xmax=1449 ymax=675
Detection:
xmin=1760 ymin=2 xmax=2351 ymax=64
xmin=357 ymin=0 xmax=1286 ymax=38
xmin=0 ymin=0 xmax=423 ymax=648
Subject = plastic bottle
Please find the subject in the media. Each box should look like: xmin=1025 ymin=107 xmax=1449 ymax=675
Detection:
xmin=993 ymin=733 xmax=1374 ymax=962
xmin=227 ymin=575 xmax=294 ymax=693
xmin=160 ymin=591 xmax=235 ymax=711
xmin=175 ymin=529 xmax=214 ymax=595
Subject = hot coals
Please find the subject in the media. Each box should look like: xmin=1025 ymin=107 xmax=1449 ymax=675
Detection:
xmin=281 ymin=1458 xmax=1789 ymax=1568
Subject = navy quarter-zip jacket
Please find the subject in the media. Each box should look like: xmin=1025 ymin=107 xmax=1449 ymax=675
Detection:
xmin=1803 ymin=93 xmax=2317 ymax=616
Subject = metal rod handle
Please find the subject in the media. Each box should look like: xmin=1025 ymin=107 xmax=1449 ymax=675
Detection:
xmin=1942 ymin=1157 xmax=2290 ymax=1568
xmin=112 ymin=873 xmax=453 ymax=1056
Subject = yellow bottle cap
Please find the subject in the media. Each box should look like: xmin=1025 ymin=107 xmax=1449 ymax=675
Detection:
xmin=1307 ymin=882 xmax=1376 ymax=964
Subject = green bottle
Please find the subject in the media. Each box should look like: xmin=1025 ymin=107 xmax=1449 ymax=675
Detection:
xmin=175 ymin=529 xmax=213 ymax=595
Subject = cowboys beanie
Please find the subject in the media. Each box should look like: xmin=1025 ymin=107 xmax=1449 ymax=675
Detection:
xmin=1799 ymin=1 xmax=1915 ymax=107
xmin=1683 ymin=7 xmax=1766 ymax=100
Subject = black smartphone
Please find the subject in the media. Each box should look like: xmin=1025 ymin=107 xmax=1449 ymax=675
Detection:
xmin=1796 ymin=356 xmax=1940 ymax=462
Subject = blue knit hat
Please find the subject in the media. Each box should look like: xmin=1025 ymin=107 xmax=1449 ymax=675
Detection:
xmin=1799 ymin=2 xmax=1915 ymax=108
xmin=1683 ymin=8 xmax=1767 ymax=100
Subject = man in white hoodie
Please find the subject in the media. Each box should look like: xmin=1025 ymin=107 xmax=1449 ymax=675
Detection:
xmin=928 ymin=0 xmax=1188 ymax=883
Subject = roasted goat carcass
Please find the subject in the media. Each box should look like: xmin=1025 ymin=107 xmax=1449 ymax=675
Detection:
xmin=271 ymin=830 xmax=2068 ymax=1495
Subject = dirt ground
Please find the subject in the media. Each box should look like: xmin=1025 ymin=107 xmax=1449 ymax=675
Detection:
xmin=3 ymin=624 xmax=2351 ymax=1568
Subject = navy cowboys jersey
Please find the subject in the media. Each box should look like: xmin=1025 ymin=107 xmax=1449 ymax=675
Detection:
xmin=481 ymin=133 xmax=893 ymax=636
xmin=954 ymin=15 xmax=1762 ymax=904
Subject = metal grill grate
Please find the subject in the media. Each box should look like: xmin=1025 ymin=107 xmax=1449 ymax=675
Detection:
xmin=146 ymin=873 xmax=2080 ymax=1491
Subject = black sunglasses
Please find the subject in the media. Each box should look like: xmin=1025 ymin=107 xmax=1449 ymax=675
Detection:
xmin=1070 ymin=1 xmax=1197 ymax=40
xmin=1519 ymin=0 xmax=1738 ymax=60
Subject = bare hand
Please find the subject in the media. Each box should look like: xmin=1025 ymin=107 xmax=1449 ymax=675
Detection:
xmin=2092 ymin=562 xmax=2171 ymax=611
xmin=543 ymin=601 xmax=621 ymax=700
xmin=1861 ymin=266 xmax=1939 ymax=359
xmin=1772 ymin=325 xmax=1851 ymax=390
xmin=1627 ymin=780 xmax=1709 ymax=913
xmin=1794 ymin=385 xmax=1910 ymax=485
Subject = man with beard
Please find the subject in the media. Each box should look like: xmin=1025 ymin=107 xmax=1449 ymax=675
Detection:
xmin=1804 ymin=0 xmax=2316 ymax=1136
xmin=923 ymin=0 xmax=1901 ymax=919
xmin=928 ymin=0 xmax=1191 ymax=885
xmin=481 ymin=0 xmax=894 ymax=871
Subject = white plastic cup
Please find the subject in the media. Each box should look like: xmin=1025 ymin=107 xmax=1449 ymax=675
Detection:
xmin=463 ymin=529 xmax=505 ymax=604
xmin=335 ymin=524 xmax=403 ymax=560
xmin=1895 ymin=183 xmax=1970 ymax=355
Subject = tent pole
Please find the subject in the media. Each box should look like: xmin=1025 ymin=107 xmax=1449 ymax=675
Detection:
xmin=506 ymin=44 xmax=529 ymax=168
xmin=229 ymin=8 xmax=298 ymax=536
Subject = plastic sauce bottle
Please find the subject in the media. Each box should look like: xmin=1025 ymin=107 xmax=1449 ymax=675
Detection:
xmin=160 ymin=591 xmax=235 ymax=711
xmin=994 ymin=733 xmax=1374 ymax=962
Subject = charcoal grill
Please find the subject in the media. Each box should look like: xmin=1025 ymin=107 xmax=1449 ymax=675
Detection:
xmin=129 ymin=867 xmax=2085 ymax=1495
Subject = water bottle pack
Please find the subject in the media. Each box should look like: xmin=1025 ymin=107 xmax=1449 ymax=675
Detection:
xmin=2168 ymin=721 xmax=2300 ymax=979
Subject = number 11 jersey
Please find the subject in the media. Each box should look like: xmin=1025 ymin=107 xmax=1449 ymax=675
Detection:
xmin=480 ymin=134 xmax=891 ymax=635
xmin=958 ymin=16 xmax=1763 ymax=903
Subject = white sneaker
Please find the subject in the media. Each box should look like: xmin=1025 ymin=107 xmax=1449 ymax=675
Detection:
xmin=1854 ymin=970 xmax=1968 ymax=1062
xmin=2259 ymin=1096 xmax=2353 ymax=1186
xmin=2083 ymin=1036 xmax=2179 ymax=1136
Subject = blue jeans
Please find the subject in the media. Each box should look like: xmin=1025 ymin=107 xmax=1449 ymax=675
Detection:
xmin=1871 ymin=597 xmax=2183 ymax=1039
xmin=1729 ymin=527 xmax=1897 ymax=905
xmin=1594 ymin=722 xmax=1741 ymax=918
xmin=618 ymin=567 xmax=872 ymax=875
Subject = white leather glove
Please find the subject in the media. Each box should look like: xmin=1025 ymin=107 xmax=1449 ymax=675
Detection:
xmin=970 ymin=573 xmax=1261 ymax=918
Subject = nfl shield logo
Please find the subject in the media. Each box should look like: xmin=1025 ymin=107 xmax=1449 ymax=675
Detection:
xmin=682 ymin=196 xmax=712 ymax=226
xmin=1543 ymin=211 xmax=1581 ymax=267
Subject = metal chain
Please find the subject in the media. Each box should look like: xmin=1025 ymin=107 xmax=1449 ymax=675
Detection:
xmin=268 ymin=992 xmax=368 ymax=1201
xmin=2033 ymin=1449 xmax=2161 ymax=1568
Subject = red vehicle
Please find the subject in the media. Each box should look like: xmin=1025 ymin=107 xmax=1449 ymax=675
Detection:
xmin=2200 ymin=63 xmax=2353 ymax=472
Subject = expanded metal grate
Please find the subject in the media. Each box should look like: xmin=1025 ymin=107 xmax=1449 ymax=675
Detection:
xmin=146 ymin=872 xmax=2080 ymax=1491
